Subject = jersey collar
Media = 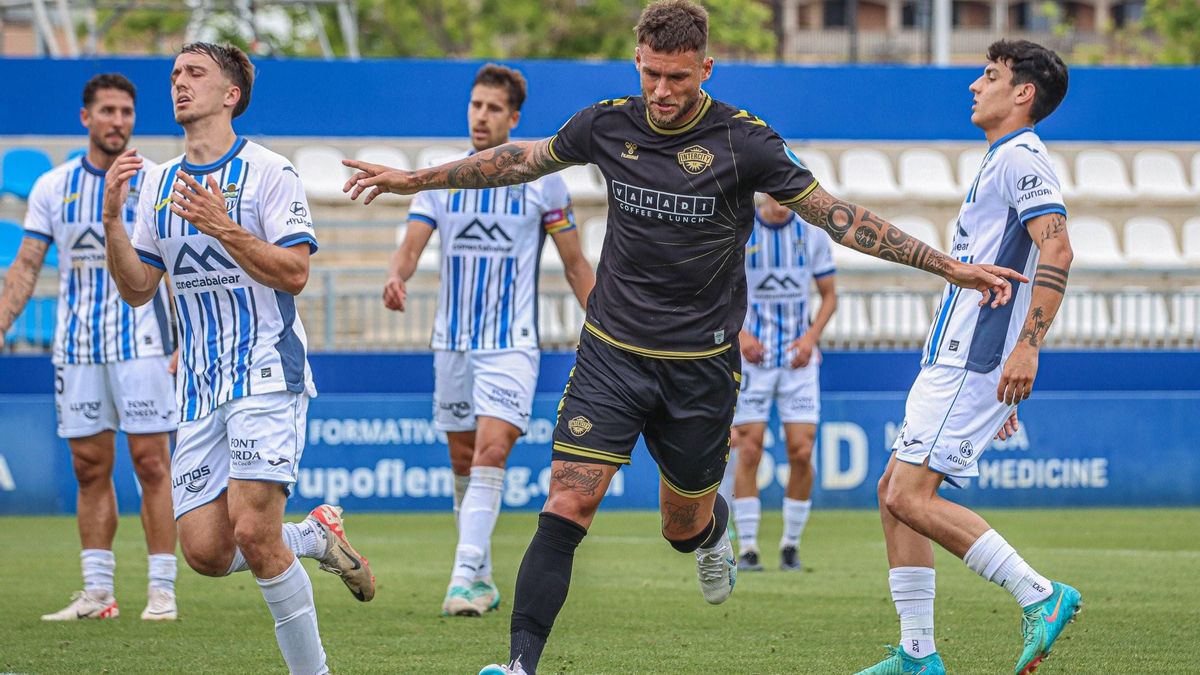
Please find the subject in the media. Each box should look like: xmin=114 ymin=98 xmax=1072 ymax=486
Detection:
xmin=645 ymin=90 xmax=713 ymax=136
xmin=988 ymin=126 xmax=1033 ymax=152
xmin=755 ymin=210 xmax=795 ymax=231
xmin=80 ymin=155 xmax=106 ymax=177
xmin=182 ymin=136 xmax=248 ymax=174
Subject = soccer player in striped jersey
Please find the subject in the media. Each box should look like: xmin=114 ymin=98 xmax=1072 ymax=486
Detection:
xmin=382 ymin=64 xmax=595 ymax=617
xmin=723 ymin=194 xmax=837 ymax=573
xmin=100 ymin=43 xmax=373 ymax=674
xmin=0 ymin=73 xmax=180 ymax=622
xmin=857 ymin=41 xmax=1079 ymax=675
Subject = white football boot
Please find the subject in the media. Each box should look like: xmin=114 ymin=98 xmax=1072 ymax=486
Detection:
xmin=695 ymin=529 xmax=737 ymax=604
xmin=41 ymin=589 xmax=119 ymax=621
xmin=141 ymin=587 xmax=177 ymax=621
xmin=479 ymin=659 xmax=528 ymax=675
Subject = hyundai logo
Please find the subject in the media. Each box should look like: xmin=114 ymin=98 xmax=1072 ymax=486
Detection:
xmin=1017 ymin=175 xmax=1043 ymax=191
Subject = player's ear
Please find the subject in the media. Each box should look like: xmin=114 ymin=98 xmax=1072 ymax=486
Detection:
xmin=79 ymin=106 xmax=89 ymax=129
xmin=634 ymin=47 xmax=642 ymax=71
xmin=225 ymin=85 xmax=241 ymax=112
xmin=701 ymin=56 xmax=714 ymax=82
xmin=509 ymin=109 xmax=521 ymax=131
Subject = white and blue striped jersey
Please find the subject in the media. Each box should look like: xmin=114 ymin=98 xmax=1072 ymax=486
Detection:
xmin=743 ymin=211 xmax=836 ymax=369
xmin=409 ymin=156 xmax=575 ymax=351
xmin=130 ymin=138 xmax=318 ymax=422
xmin=923 ymin=128 xmax=1066 ymax=373
xmin=23 ymin=156 xmax=173 ymax=366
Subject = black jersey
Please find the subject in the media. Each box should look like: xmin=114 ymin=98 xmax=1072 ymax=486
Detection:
xmin=548 ymin=92 xmax=818 ymax=357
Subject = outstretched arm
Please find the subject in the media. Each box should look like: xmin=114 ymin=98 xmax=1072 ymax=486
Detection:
xmin=342 ymin=139 xmax=572 ymax=205
xmin=789 ymin=185 xmax=1027 ymax=306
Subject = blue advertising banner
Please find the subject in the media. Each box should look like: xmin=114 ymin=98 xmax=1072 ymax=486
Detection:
xmin=6 ymin=388 xmax=1194 ymax=515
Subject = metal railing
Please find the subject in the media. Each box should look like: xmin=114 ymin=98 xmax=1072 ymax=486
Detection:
xmin=4 ymin=268 xmax=1199 ymax=352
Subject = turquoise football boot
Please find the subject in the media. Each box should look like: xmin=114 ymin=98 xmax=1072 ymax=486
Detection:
xmin=1015 ymin=581 xmax=1083 ymax=674
xmin=854 ymin=645 xmax=947 ymax=675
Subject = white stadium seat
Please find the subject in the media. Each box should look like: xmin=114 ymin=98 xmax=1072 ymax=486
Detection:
xmin=1074 ymin=149 xmax=1135 ymax=202
xmin=292 ymin=145 xmax=350 ymax=201
xmin=838 ymin=148 xmax=902 ymax=201
xmin=355 ymin=145 xmax=412 ymax=172
xmin=582 ymin=216 xmax=607 ymax=264
xmin=559 ymin=164 xmax=606 ymax=202
xmin=820 ymin=293 xmax=871 ymax=343
xmin=1048 ymin=151 xmax=1079 ymax=201
xmin=898 ymin=149 xmax=960 ymax=202
xmin=1122 ymin=216 xmax=1184 ymax=267
xmin=1132 ymin=150 xmax=1193 ymax=202
xmin=889 ymin=215 xmax=944 ymax=252
xmin=870 ymin=289 xmax=933 ymax=341
xmin=1068 ymin=216 xmax=1125 ymax=268
xmin=1182 ymin=218 xmax=1200 ymax=263
xmin=1112 ymin=287 xmax=1170 ymax=345
xmin=1192 ymin=153 xmax=1200 ymax=192
xmin=831 ymin=236 xmax=889 ymax=269
xmin=793 ymin=148 xmax=840 ymax=194
xmin=416 ymin=145 xmax=465 ymax=168
xmin=957 ymin=148 xmax=986 ymax=192
xmin=1057 ymin=289 xmax=1111 ymax=344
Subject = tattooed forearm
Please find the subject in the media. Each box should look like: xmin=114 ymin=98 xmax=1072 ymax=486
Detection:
xmin=663 ymin=503 xmax=700 ymax=535
xmin=1033 ymin=263 xmax=1068 ymax=295
xmin=789 ymin=186 xmax=951 ymax=276
xmin=1019 ymin=306 xmax=1051 ymax=347
xmin=416 ymin=139 xmax=568 ymax=191
xmin=0 ymin=240 xmax=48 ymax=331
xmin=551 ymin=462 xmax=605 ymax=496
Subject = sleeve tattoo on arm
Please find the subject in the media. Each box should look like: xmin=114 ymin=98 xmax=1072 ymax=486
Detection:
xmin=790 ymin=188 xmax=950 ymax=276
xmin=1019 ymin=306 xmax=1051 ymax=347
xmin=433 ymin=140 xmax=567 ymax=191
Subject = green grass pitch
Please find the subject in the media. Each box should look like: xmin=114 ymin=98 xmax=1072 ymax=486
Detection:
xmin=3 ymin=508 xmax=1197 ymax=673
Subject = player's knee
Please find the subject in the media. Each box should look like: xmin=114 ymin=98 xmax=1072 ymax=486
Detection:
xmin=231 ymin=516 xmax=277 ymax=562
xmin=736 ymin=443 xmax=763 ymax=469
xmin=71 ymin=453 xmax=111 ymax=488
xmin=883 ymin=484 xmax=918 ymax=522
xmin=473 ymin=440 xmax=510 ymax=468
xmin=131 ymin=451 xmax=168 ymax=485
xmin=181 ymin=540 xmax=232 ymax=577
xmin=786 ymin=443 xmax=814 ymax=466
xmin=544 ymin=492 xmax=599 ymax=525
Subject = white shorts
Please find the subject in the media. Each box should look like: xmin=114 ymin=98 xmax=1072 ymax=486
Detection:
xmin=433 ymin=348 xmax=539 ymax=434
xmin=55 ymin=356 xmax=177 ymax=439
xmin=892 ymin=363 xmax=1014 ymax=484
xmin=733 ymin=360 xmax=820 ymax=426
xmin=171 ymin=391 xmax=308 ymax=519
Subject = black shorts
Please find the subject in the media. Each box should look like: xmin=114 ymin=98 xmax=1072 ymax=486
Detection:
xmin=551 ymin=324 xmax=742 ymax=497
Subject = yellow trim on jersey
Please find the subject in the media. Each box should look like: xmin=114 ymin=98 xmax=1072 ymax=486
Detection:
xmin=584 ymin=321 xmax=731 ymax=360
xmin=732 ymin=109 xmax=767 ymax=127
xmin=775 ymin=180 xmax=821 ymax=206
xmin=732 ymin=371 xmax=742 ymax=384
xmin=547 ymin=135 xmax=567 ymax=164
xmin=660 ymin=471 xmax=722 ymax=498
xmin=553 ymin=441 xmax=632 ymax=465
xmin=645 ymin=91 xmax=713 ymax=136
xmin=154 ymin=196 xmax=172 ymax=212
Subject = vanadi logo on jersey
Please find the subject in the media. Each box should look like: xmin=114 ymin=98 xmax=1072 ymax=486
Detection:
xmin=611 ymin=180 xmax=715 ymax=224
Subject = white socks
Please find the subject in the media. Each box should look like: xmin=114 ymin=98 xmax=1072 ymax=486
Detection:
xmin=257 ymin=558 xmax=328 ymax=675
xmin=452 ymin=473 xmax=493 ymax=582
xmin=964 ymin=529 xmax=1053 ymax=607
xmin=733 ymin=497 xmax=761 ymax=553
xmin=451 ymin=466 xmax=505 ymax=587
xmin=283 ymin=520 xmax=328 ymax=559
xmin=890 ymin=566 xmax=936 ymax=659
xmin=225 ymin=520 xmax=329 ymax=576
xmin=81 ymin=549 xmax=116 ymax=595
xmin=148 ymin=553 xmax=177 ymax=591
xmin=781 ymin=498 xmax=812 ymax=548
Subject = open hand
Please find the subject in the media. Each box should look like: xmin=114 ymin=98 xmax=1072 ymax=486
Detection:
xmin=171 ymin=172 xmax=233 ymax=237
xmin=102 ymin=149 xmax=143 ymax=222
xmin=342 ymin=159 xmax=419 ymax=205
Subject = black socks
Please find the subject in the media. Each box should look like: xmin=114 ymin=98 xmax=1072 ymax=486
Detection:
xmin=509 ymin=512 xmax=588 ymax=674
xmin=666 ymin=493 xmax=730 ymax=553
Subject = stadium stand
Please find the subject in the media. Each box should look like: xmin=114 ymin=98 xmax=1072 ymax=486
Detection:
xmin=898 ymin=148 xmax=960 ymax=203
xmin=1068 ymin=216 xmax=1125 ymax=268
xmin=956 ymin=148 xmax=986 ymax=191
xmin=416 ymin=145 xmax=462 ymax=169
xmin=888 ymin=215 xmax=944 ymax=251
xmin=0 ymin=147 xmax=52 ymax=200
xmin=793 ymin=148 xmax=840 ymax=193
xmin=1074 ymin=148 xmax=1136 ymax=203
xmin=1183 ymin=218 xmax=1200 ymax=263
xmin=354 ymin=145 xmax=412 ymax=172
xmin=293 ymin=144 xmax=351 ymax=202
xmin=558 ymin=164 xmax=606 ymax=202
xmin=1132 ymin=150 xmax=1194 ymax=203
xmin=1123 ymin=216 xmax=1184 ymax=268
xmin=837 ymin=148 xmax=902 ymax=202
xmin=1048 ymin=151 xmax=1079 ymax=200
xmin=0 ymin=219 xmax=24 ymax=266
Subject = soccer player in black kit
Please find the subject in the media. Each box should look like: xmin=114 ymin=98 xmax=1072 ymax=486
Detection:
xmin=342 ymin=2 xmax=1025 ymax=672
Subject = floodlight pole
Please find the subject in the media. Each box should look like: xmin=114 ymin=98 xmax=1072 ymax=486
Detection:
xmin=932 ymin=0 xmax=951 ymax=65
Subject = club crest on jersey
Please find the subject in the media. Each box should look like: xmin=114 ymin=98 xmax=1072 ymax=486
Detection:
xmin=223 ymin=182 xmax=240 ymax=212
xmin=677 ymin=145 xmax=714 ymax=174
xmin=568 ymin=416 xmax=593 ymax=437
